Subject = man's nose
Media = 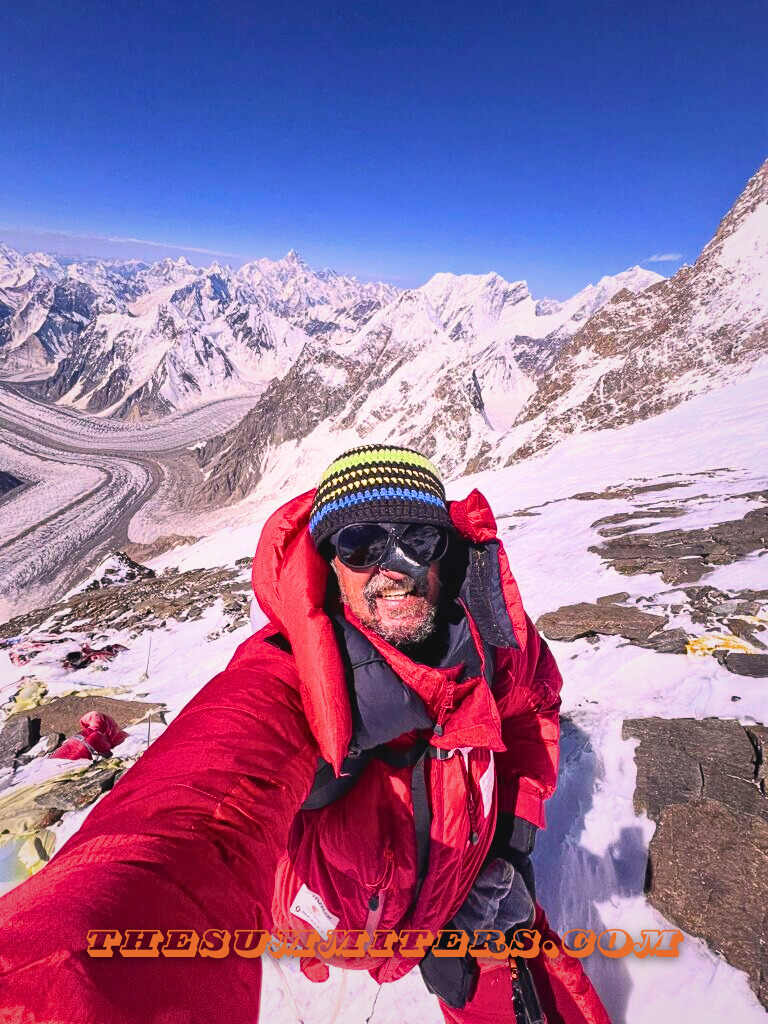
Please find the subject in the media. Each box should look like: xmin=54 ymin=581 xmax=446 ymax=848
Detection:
xmin=377 ymin=567 xmax=411 ymax=580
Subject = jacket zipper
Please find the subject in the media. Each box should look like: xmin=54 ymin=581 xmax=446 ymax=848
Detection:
xmin=458 ymin=754 xmax=480 ymax=845
xmin=434 ymin=680 xmax=456 ymax=736
xmin=364 ymin=847 xmax=394 ymax=933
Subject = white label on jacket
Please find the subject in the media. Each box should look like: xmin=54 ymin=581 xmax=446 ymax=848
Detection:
xmin=478 ymin=752 xmax=495 ymax=818
xmin=290 ymin=883 xmax=339 ymax=935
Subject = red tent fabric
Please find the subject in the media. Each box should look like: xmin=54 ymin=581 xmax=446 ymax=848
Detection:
xmin=50 ymin=713 xmax=128 ymax=761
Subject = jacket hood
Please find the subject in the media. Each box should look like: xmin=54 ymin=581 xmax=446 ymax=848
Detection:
xmin=251 ymin=487 xmax=529 ymax=773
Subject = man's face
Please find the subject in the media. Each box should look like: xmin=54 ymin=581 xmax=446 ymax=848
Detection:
xmin=332 ymin=557 xmax=441 ymax=646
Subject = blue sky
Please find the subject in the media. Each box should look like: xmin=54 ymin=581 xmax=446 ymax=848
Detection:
xmin=1 ymin=0 xmax=766 ymax=296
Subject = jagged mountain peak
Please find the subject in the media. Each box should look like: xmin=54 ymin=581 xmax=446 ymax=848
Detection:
xmin=597 ymin=265 xmax=663 ymax=289
xmin=284 ymin=248 xmax=308 ymax=265
xmin=0 ymin=246 xmax=64 ymax=287
xmin=504 ymin=159 xmax=768 ymax=465
xmin=703 ymin=157 xmax=768 ymax=252
xmin=420 ymin=271 xmax=531 ymax=325
xmin=235 ymin=251 xmax=400 ymax=316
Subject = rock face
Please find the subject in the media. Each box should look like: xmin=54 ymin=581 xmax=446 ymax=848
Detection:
xmin=624 ymin=717 xmax=768 ymax=1008
xmin=536 ymin=602 xmax=668 ymax=642
xmin=589 ymin=504 xmax=768 ymax=584
xmin=0 ymin=562 xmax=252 ymax=639
xmin=509 ymin=158 xmax=768 ymax=462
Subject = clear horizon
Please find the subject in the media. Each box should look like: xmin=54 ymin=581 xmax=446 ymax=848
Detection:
xmin=2 ymin=0 xmax=767 ymax=298
xmin=0 ymin=227 xmax=672 ymax=297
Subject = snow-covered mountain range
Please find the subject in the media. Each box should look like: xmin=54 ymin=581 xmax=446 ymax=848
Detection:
xmin=193 ymin=158 xmax=768 ymax=506
xmin=2 ymin=158 xmax=766 ymax=513
xmin=0 ymin=242 xmax=660 ymax=427
xmin=0 ymin=248 xmax=401 ymax=418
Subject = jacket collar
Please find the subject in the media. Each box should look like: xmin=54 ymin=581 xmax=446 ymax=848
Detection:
xmin=252 ymin=487 xmax=525 ymax=772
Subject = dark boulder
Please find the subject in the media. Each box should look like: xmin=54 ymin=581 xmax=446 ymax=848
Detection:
xmin=34 ymin=767 xmax=120 ymax=812
xmin=536 ymin=602 xmax=667 ymax=642
xmin=719 ymin=653 xmax=768 ymax=678
xmin=623 ymin=717 xmax=767 ymax=1008
xmin=0 ymin=717 xmax=39 ymax=771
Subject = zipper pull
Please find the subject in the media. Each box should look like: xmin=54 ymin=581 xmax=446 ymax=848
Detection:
xmin=458 ymin=752 xmax=480 ymax=844
xmin=435 ymin=682 xmax=456 ymax=736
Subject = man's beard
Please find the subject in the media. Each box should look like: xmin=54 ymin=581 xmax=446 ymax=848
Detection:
xmin=339 ymin=571 xmax=439 ymax=646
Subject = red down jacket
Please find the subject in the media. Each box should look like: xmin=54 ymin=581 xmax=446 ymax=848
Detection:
xmin=0 ymin=488 xmax=609 ymax=1024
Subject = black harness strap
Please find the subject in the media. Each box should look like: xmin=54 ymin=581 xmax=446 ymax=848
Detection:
xmin=374 ymin=738 xmax=435 ymax=902
xmin=363 ymin=738 xmax=432 ymax=899
xmin=410 ymin=748 xmax=431 ymax=898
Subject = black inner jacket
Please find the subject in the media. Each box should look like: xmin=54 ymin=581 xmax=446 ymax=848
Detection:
xmin=301 ymin=534 xmax=518 ymax=810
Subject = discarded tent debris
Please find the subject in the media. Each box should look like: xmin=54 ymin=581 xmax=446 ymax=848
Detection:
xmin=50 ymin=712 xmax=127 ymax=761
xmin=61 ymin=643 xmax=126 ymax=671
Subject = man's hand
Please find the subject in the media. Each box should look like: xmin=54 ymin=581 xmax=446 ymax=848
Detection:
xmin=419 ymin=856 xmax=535 ymax=1009
xmin=488 ymin=812 xmax=538 ymax=900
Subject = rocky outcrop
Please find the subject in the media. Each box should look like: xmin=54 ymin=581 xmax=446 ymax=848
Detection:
xmin=0 ymin=562 xmax=251 ymax=639
xmin=718 ymin=652 xmax=768 ymax=678
xmin=8 ymin=694 xmax=165 ymax=738
xmin=536 ymin=602 xmax=668 ymax=642
xmin=589 ymin=505 xmax=768 ymax=584
xmin=34 ymin=767 xmax=121 ymax=813
xmin=624 ymin=717 xmax=768 ymax=1008
xmin=0 ymin=717 xmax=39 ymax=772
xmin=536 ymin=577 xmax=768 ymax=663
xmin=507 ymin=158 xmax=768 ymax=463
xmin=78 ymin=552 xmax=156 ymax=592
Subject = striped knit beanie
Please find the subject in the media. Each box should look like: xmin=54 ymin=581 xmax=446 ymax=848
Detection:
xmin=309 ymin=444 xmax=451 ymax=549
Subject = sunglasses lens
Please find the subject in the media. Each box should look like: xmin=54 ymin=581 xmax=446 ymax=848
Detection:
xmin=400 ymin=524 xmax=449 ymax=564
xmin=335 ymin=524 xmax=390 ymax=567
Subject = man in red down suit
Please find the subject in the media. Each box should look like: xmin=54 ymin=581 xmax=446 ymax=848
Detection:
xmin=0 ymin=444 xmax=609 ymax=1024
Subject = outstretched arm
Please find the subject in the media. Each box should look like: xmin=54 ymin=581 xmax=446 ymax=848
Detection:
xmin=0 ymin=634 xmax=317 ymax=1024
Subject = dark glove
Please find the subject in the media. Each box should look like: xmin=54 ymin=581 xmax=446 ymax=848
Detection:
xmin=419 ymin=858 xmax=534 ymax=1009
xmin=419 ymin=946 xmax=479 ymax=1009
xmin=488 ymin=812 xmax=538 ymax=900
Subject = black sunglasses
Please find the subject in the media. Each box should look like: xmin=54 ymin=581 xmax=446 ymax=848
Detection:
xmin=332 ymin=522 xmax=451 ymax=569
